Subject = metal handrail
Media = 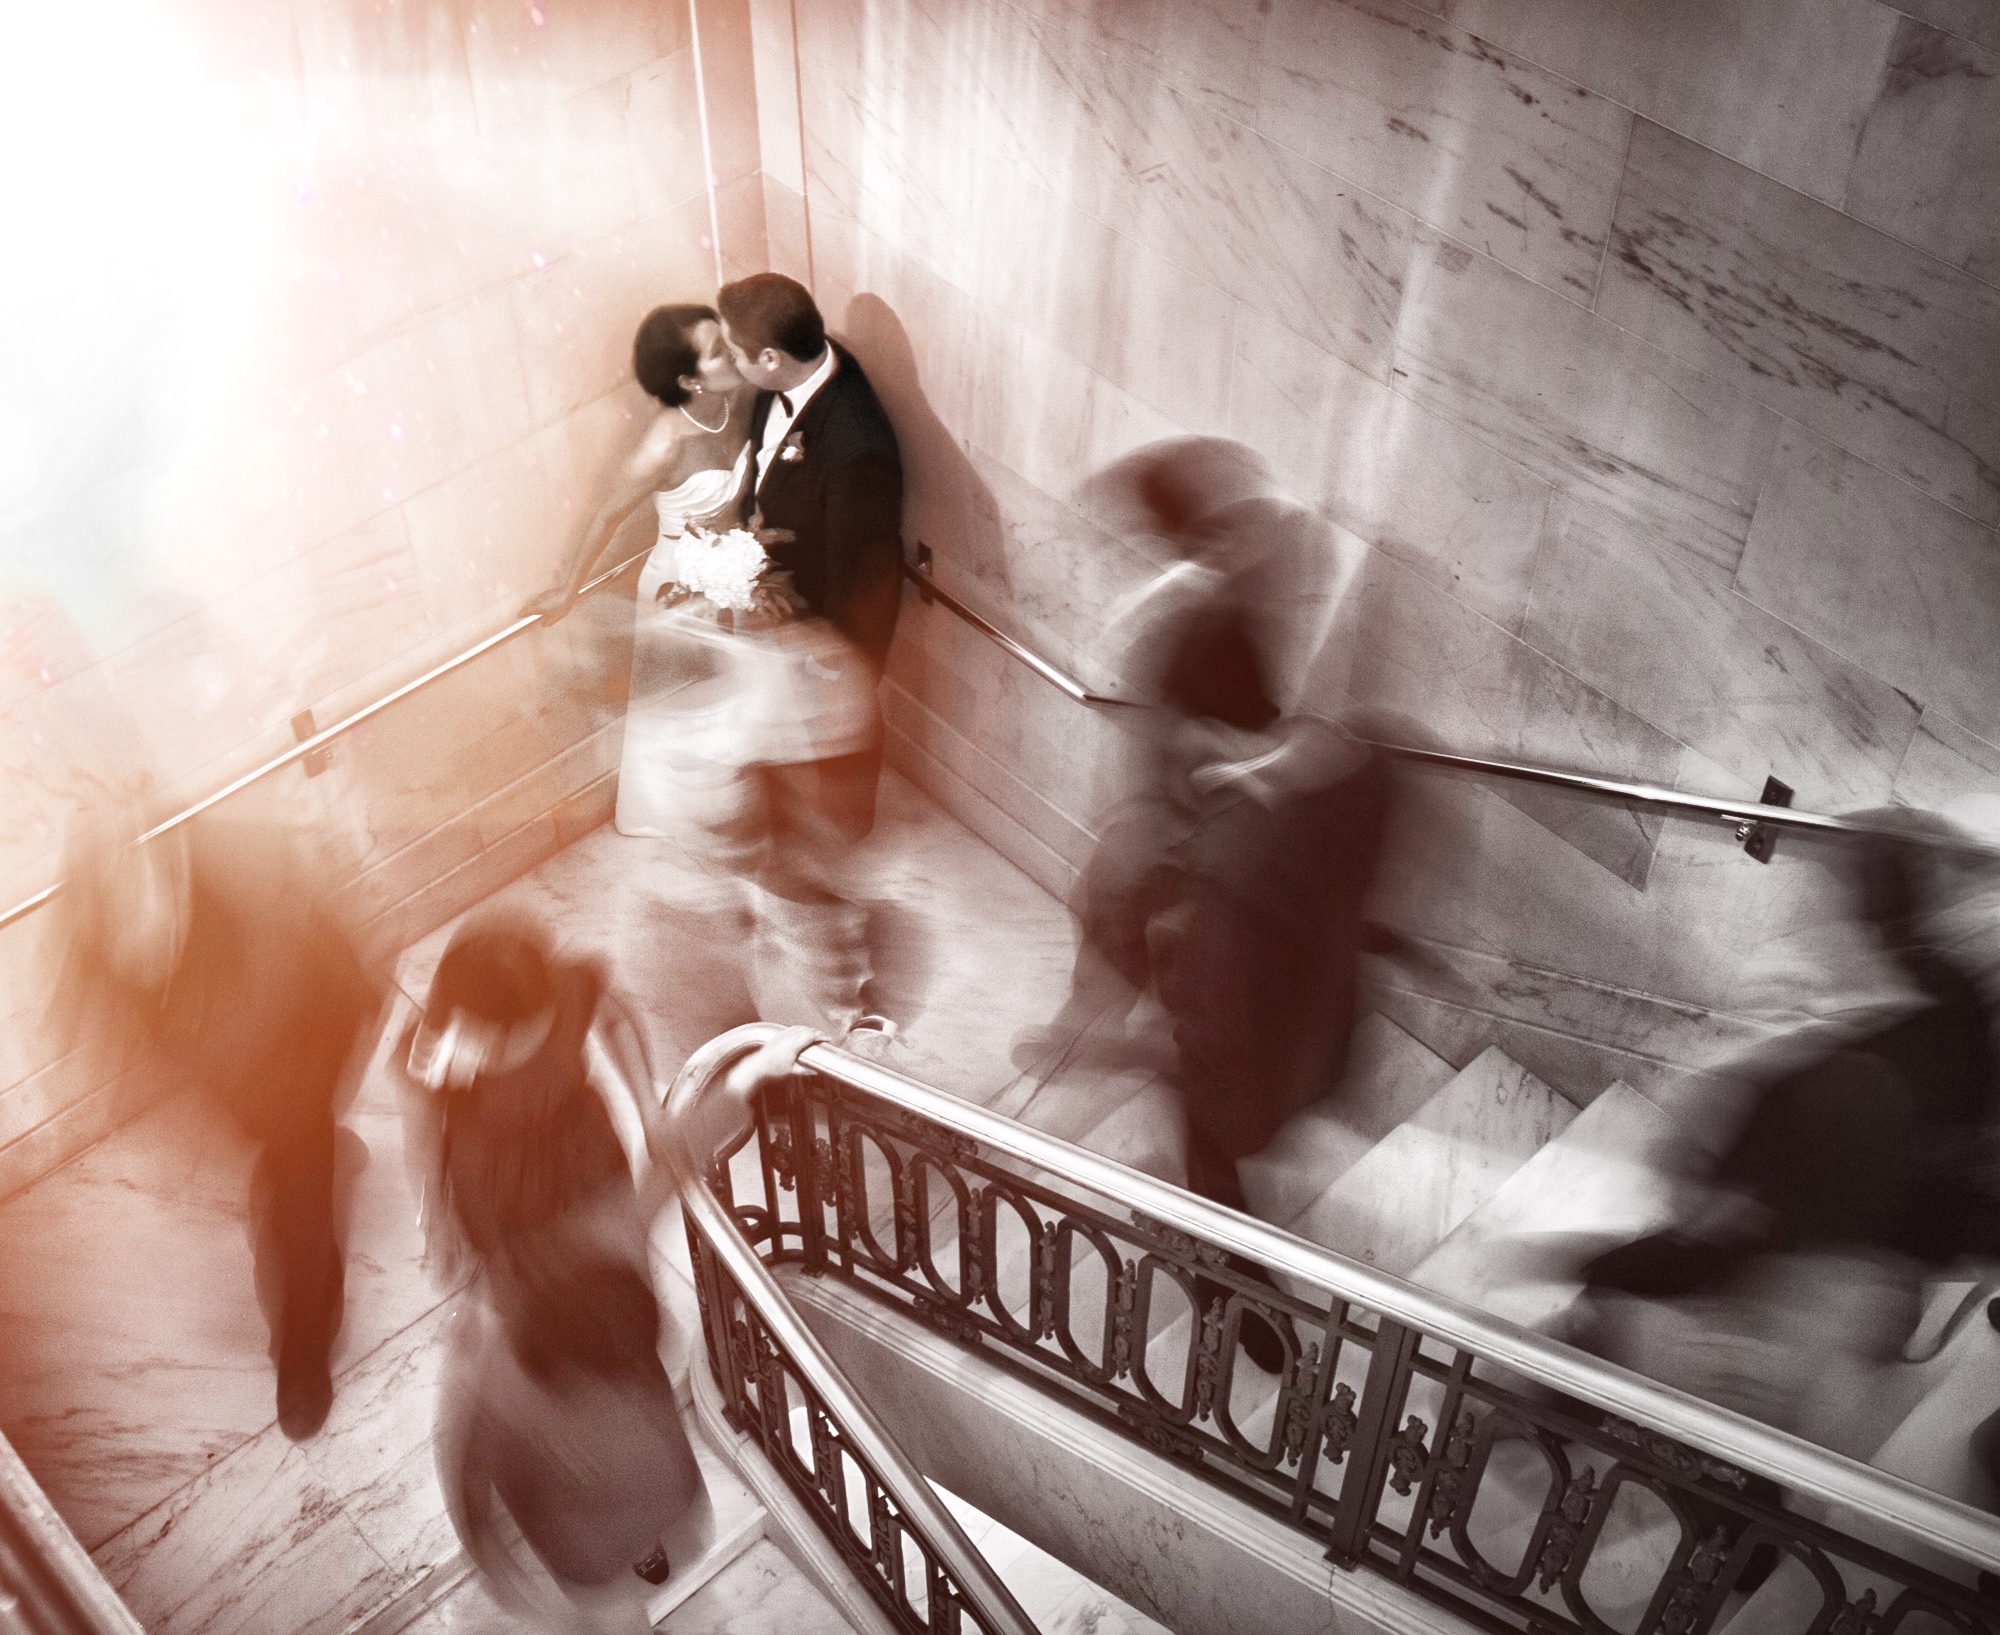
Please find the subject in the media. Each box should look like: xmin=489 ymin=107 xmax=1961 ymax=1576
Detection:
xmin=0 ymin=1431 xmax=143 ymax=1634
xmin=0 ymin=546 xmax=656 ymax=934
xmin=687 ymin=1021 xmax=2000 ymax=1581
xmin=660 ymin=1028 xmax=1040 ymax=1635
xmin=901 ymin=557 xmax=1909 ymax=844
xmin=903 ymin=560 xmax=1136 ymax=708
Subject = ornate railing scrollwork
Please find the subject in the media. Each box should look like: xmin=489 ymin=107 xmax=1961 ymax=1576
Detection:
xmin=660 ymin=1025 xmax=2000 ymax=1635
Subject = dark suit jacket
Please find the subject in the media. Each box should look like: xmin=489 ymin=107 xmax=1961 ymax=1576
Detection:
xmin=1160 ymin=726 xmax=1389 ymax=1162
xmin=741 ymin=341 xmax=905 ymax=667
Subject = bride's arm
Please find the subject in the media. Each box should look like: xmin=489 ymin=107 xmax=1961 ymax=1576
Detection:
xmin=524 ymin=413 xmax=685 ymax=624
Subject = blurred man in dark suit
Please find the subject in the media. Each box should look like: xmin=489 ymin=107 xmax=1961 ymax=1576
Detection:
xmin=718 ymin=273 xmax=904 ymax=1039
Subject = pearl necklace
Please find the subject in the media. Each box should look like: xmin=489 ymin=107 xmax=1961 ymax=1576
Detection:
xmin=679 ymin=394 xmax=730 ymax=434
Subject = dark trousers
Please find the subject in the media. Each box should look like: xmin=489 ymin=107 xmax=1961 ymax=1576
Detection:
xmin=228 ymin=1050 xmax=347 ymax=1371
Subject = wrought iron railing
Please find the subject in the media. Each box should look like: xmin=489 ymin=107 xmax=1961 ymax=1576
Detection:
xmin=673 ymin=1023 xmax=2000 ymax=1635
xmin=661 ymin=1035 xmax=1039 ymax=1635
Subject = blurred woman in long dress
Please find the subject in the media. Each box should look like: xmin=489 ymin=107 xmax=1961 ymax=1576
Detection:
xmin=406 ymin=915 xmax=811 ymax=1633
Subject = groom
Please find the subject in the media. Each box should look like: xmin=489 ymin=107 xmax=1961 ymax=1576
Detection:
xmin=716 ymin=272 xmax=904 ymax=1034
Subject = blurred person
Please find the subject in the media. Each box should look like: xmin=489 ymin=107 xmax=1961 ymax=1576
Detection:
xmin=716 ymin=272 xmax=905 ymax=1042
xmin=1015 ymin=437 xmax=1361 ymax=1072
xmin=406 ymin=914 xmax=815 ymax=1634
xmin=51 ymin=812 xmax=383 ymax=1440
xmin=1155 ymin=609 xmax=1392 ymax=1372
xmin=525 ymin=303 xmax=756 ymax=840
xmin=1568 ymin=811 xmax=2000 ymax=1454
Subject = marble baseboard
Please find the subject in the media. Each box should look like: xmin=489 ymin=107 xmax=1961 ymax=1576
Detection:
xmin=784 ymin=1270 xmax=1429 ymax=1635
xmin=881 ymin=679 xmax=1089 ymax=904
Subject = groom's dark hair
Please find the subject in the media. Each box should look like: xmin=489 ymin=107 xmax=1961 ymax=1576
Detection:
xmin=718 ymin=273 xmax=826 ymax=363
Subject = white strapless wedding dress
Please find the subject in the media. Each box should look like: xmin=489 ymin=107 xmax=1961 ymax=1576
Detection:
xmin=613 ymin=449 xmax=874 ymax=840
xmin=616 ymin=454 xmax=751 ymax=838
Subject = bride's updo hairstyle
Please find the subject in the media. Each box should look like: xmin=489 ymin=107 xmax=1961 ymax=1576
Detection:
xmin=633 ymin=303 xmax=718 ymax=407
xmin=717 ymin=272 xmax=825 ymax=363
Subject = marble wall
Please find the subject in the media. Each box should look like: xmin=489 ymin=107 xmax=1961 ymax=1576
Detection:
xmin=0 ymin=0 xmax=766 ymax=1195
xmin=750 ymin=0 xmax=2000 ymax=1094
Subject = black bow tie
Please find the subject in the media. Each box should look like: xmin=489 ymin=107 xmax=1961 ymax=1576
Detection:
xmin=777 ymin=392 xmax=794 ymax=417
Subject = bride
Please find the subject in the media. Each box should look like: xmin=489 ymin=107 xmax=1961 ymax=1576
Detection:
xmin=527 ymin=304 xmax=756 ymax=839
xmin=527 ymin=303 xmax=874 ymax=847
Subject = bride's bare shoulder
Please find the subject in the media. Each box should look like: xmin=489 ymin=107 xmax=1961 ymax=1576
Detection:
xmin=621 ymin=407 xmax=692 ymax=479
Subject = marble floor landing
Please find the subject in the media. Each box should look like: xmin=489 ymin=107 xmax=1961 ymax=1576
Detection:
xmin=0 ymin=770 xmax=1182 ymax=1635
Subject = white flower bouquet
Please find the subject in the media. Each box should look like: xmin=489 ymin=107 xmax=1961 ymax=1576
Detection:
xmin=669 ymin=525 xmax=768 ymax=612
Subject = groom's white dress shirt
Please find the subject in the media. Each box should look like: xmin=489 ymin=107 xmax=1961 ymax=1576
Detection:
xmin=754 ymin=345 xmax=838 ymax=493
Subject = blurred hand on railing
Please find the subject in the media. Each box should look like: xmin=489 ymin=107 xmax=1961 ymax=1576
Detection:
xmin=520 ymin=585 xmax=578 ymax=625
xmin=670 ymin=1024 xmax=819 ymax=1166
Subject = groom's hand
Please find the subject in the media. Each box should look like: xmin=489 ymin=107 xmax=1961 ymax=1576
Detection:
xmin=752 ymin=527 xmax=796 ymax=549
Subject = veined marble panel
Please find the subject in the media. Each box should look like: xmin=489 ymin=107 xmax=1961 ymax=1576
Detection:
xmin=813 ymin=0 xmax=1418 ymax=384
xmin=402 ymin=391 xmax=637 ymax=639
xmin=1231 ymin=305 xmax=1551 ymax=630
xmin=1440 ymin=0 xmax=1898 ymax=206
xmin=195 ymin=510 xmax=434 ymax=752
xmin=0 ymin=1090 xmax=270 ymax=1551
xmin=760 ymin=175 xmax=812 ymax=285
xmin=714 ymin=172 xmax=773 ymax=285
xmin=687 ymin=0 xmax=765 ymax=192
xmin=1736 ymin=423 xmax=2000 ymax=745
xmin=934 ymin=444 xmax=1157 ymax=684
xmin=1257 ymin=0 xmax=1632 ymax=303
xmin=1894 ymin=0 xmax=2000 ymax=53
xmin=1602 ymin=121 xmax=2000 ymax=528
xmin=748 ymin=0 xmax=806 ymax=196
xmin=1523 ymin=497 xmax=1922 ymax=811
xmin=1847 ymin=18 xmax=2000 ymax=283
xmin=465 ymin=78 xmax=647 ymax=271
xmin=963 ymin=164 xmax=1241 ymax=429
xmin=1391 ymin=228 xmax=1780 ymax=577
xmin=1001 ymin=0 xmax=1268 ymax=124
xmin=1892 ymin=711 xmax=2000 ymax=811
xmin=459 ymin=0 xmax=683 ymax=137
xmin=291 ymin=0 xmax=478 ymax=151
xmin=951 ymin=299 xmax=1198 ymax=519
xmin=507 ymin=205 xmax=715 ymax=432
xmin=1021 ymin=67 xmax=1417 ymax=381
xmin=893 ymin=607 xmax=1122 ymax=829
xmin=268 ymin=285 xmax=541 ymax=552
xmin=93 ymin=1420 xmax=404 ymax=1635
xmin=1328 ymin=549 xmax=1680 ymax=887
xmin=627 ymin=49 xmax=716 ymax=223
xmin=795 ymin=16 xmax=988 ymax=290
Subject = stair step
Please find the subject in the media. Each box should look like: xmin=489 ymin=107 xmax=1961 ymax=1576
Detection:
xmin=646 ymin=1432 xmax=769 ymax=1627
xmin=1240 ymin=1012 xmax=1457 ymax=1228
xmin=656 ymin=1535 xmax=864 ymax=1632
xmin=1281 ymin=1047 xmax=1574 ymax=1277
xmin=1408 ymin=1081 xmax=1678 ymax=1331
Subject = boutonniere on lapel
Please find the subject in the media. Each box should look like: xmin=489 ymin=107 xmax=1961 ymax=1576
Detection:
xmin=778 ymin=432 xmax=806 ymax=465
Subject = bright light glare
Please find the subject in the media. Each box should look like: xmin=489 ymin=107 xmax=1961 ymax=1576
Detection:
xmin=0 ymin=0 xmax=289 ymax=635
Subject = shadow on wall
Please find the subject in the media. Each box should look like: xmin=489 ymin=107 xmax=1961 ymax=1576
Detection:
xmin=836 ymin=293 xmax=1010 ymax=611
